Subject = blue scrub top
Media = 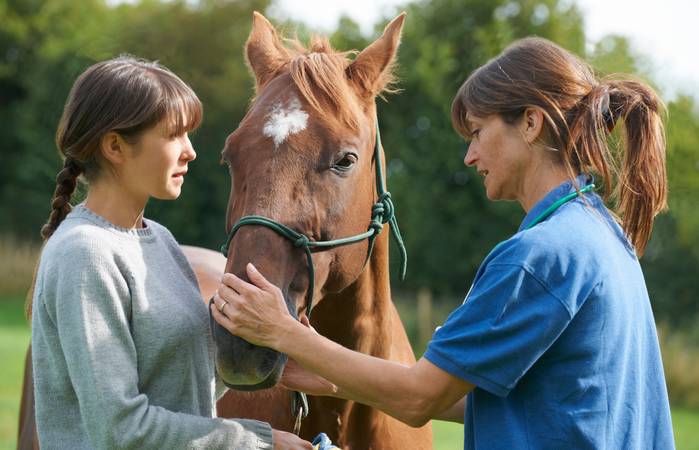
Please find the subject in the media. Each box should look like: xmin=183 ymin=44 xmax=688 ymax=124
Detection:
xmin=424 ymin=176 xmax=674 ymax=449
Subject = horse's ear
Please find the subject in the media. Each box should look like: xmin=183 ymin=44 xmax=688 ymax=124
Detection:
xmin=347 ymin=12 xmax=406 ymax=98
xmin=245 ymin=11 xmax=289 ymax=91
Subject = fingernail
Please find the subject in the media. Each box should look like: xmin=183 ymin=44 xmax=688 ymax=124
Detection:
xmin=248 ymin=262 xmax=257 ymax=271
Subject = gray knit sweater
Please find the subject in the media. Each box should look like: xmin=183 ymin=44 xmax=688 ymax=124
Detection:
xmin=31 ymin=205 xmax=273 ymax=450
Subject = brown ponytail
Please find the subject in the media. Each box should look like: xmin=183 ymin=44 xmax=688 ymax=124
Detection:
xmin=451 ymin=37 xmax=667 ymax=255
xmin=566 ymin=78 xmax=667 ymax=255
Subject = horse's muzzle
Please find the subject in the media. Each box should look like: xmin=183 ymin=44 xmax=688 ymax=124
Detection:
xmin=210 ymin=295 xmax=296 ymax=390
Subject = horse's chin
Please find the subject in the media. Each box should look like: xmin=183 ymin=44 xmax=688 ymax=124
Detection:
xmin=210 ymin=287 xmax=300 ymax=390
xmin=213 ymin=326 xmax=287 ymax=390
xmin=218 ymin=353 xmax=287 ymax=391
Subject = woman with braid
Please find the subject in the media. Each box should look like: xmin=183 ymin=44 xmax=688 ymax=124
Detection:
xmin=211 ymin=37 xmax=675 ymax=449
xmin=31 ymin=56 xmax=311 ymax=450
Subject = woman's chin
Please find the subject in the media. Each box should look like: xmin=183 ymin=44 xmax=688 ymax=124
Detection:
xmin=154 ymin=188 xmax=181 ymax=200
xmin=484 ymin=186 xmax=499 ymax=201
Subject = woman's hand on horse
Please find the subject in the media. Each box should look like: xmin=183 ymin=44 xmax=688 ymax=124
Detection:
xmin=281 ymin=357 xmax=338 ymax=397
xmin=272 ymin=429 xmax=313 ymax=449
xmin=212 ymin=262 xmax=298 ymax=350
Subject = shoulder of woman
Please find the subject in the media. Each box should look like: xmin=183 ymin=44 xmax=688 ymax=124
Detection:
xmin=491 ymin=217 xmax=600 ymax=274
xmin=46 ymin=221 xmax=113 ymax=257
xmin=35 ymin=223 xmax=133 ymax=312
xmin=40 ymin=222 xmax=134 ymax=282
xmin=143 ymin=218 xmax=177 ymax=243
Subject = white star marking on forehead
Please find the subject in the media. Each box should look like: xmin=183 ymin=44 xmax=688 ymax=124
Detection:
xmin=263 ymin=97 xmax=309 ymax=148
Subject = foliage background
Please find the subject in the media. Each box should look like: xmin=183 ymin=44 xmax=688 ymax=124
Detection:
xmin=2 ymin=0 xmax=697 ymax=326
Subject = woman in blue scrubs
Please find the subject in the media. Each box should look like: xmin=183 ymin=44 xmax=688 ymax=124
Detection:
xmin=212 ymin=37 xmax=674 ymax=449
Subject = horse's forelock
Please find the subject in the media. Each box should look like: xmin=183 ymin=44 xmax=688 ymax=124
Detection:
xmin=265 ymin=35 xmax=395 ymax=131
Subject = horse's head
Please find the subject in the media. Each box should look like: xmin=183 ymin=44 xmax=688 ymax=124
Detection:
xmin=213 ymin=11 xmax=405 ymax=389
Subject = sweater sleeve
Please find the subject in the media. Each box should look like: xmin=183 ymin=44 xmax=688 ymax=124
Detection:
xmin=43 ymin=241 xmax=273 ymax=450
xmin=215 ymin=370 xmax=231 ymax=401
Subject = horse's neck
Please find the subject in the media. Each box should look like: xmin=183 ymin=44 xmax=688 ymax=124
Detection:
xmin=313 ymin=231 xmax=393 ymax=358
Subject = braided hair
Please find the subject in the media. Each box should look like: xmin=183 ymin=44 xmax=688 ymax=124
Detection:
xmin=40 ymin=158 xmax=83 ymax=240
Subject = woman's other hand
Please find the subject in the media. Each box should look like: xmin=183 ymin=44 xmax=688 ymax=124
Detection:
xmin=280 ymin=317 xmax=337 ymax=396
xmin=272 ymin=429 xmax=313 ymax=449
xmin=281 ymin=357 xmax=338 ymax=397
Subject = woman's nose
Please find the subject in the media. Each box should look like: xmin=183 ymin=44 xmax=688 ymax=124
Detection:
xmin=182 ymin=135 xmax=197 ymax=161
xmin=464 ymin=144 xmax=477 ymax=167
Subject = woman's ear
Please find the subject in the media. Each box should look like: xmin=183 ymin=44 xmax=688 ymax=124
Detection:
xmin=99 ymin=132 xmax=127 ymax=166
xmin=521 ymin=107 xmax=545 ymax=144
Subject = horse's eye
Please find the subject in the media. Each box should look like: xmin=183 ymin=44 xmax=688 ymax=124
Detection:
xmin=333 ymin=153 xmax=358 ymax=171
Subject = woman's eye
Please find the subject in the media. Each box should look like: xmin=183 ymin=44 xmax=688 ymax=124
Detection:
xmin=333 ymin=153 xmax=358 ymax=170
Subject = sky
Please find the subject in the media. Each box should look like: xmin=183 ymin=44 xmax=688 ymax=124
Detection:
xmin=269 ymin=0 xmax=699 ymax=100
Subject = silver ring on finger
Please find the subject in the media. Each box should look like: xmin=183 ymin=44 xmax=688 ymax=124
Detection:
xmin=219 ymin=300 xmax=228 ymax=312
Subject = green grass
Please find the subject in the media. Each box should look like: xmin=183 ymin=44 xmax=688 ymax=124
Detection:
xmin=2 ymin=296 xmax=698 ymax=449
xmin=0 ymin=297 xmax=31 ymax=450
xmin=673 ymin=408 xmax=699 ymax=450
xmin=433 ymin=420 xmax=464 ymax=449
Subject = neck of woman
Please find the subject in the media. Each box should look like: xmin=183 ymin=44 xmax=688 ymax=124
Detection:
xmin=519 ymin=159 xmax=572 ymax=213
xmin=84 ymin=179 xmax=148 ymax=229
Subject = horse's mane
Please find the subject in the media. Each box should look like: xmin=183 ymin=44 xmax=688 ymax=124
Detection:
xmin=279 ymin=36 xmax=397 ymax=130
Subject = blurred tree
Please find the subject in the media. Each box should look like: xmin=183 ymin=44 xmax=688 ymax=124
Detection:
xmin=641 ymin=95 xmax=699 ymax=326
xmin=664 ymin=95 xmax=699 ymax=254
xmin=0 ymin=0 xmax=696 ymax=325
xmin=0 ymin=0 xmax=105 ymax=236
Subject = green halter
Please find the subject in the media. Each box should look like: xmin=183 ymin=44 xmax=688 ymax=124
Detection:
xmin=219 ymin=120 xmax=407 ymax=320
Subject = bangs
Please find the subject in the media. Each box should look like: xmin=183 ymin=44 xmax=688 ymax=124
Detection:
xmin=451 ymin=59 xmax=526 ymax=140
xmin=451 ymin=77 xmax=477 ymax=139
xmin=451 ymin=91 xmax=472 ymax=139
xmin=159 ymin=74 xmax=203 ymax=137
xmin=111 ymin=60 xmax=203 ymax=141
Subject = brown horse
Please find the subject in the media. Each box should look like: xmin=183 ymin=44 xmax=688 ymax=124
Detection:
xmin=208 ymin=12 xmax=432 ymax=449
xmin=17 ymin=12 xmax=432 ymax=450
